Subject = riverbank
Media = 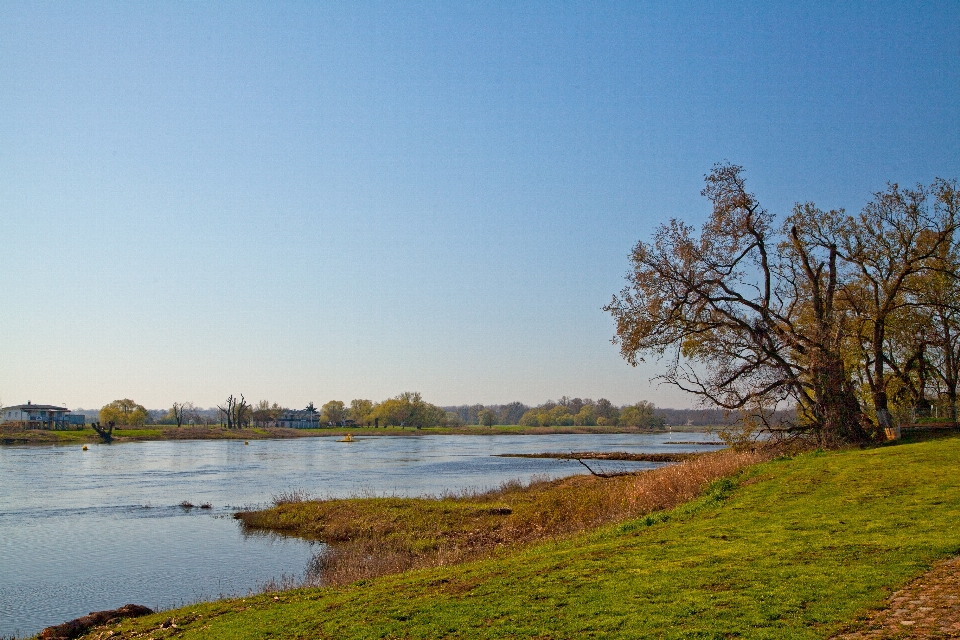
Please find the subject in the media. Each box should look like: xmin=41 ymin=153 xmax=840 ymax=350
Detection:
xmin=235 ymin=446 xmax=763 ymax=587
xmin=66 ymin=436 xmax=960 ymax=638
xmin=0 ymin=423 xmax=709 ymax=445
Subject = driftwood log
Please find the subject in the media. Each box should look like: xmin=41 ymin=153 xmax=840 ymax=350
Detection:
xmin=38 ymin=603 xmax=153 ymax=639
xmin=89 ymin=421 xmax=114 ymax=443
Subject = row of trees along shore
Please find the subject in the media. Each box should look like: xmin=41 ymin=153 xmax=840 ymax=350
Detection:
xmin=606 ymin=163 xmax=960 ymax=445
xmin=87 ymin=394 xmax=678 ymax=429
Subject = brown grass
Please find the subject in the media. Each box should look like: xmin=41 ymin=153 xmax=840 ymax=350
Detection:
xmin=236 ymin=446 xmax=781 ymax=588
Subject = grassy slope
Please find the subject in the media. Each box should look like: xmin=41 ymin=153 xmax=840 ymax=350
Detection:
xmin=78 ymin=438 xmax=960 ymax=639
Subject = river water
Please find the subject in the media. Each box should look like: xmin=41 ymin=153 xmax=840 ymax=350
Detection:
xmin=0 ymin=432 xmax=720 ymax=637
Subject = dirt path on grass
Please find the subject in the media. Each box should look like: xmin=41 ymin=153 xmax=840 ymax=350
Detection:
xmin=833 ymin=556 xmax=960 ymax=639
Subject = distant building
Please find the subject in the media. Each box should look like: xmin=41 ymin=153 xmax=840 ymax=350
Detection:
xmin=1 ymin=401 xmax=86 ymax=429
xmin=277 ymin=404 xmax=320 ymax=429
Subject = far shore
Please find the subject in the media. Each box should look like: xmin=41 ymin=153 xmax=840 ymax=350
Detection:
xmin=0 ymin=423 xmax=714 ymax=445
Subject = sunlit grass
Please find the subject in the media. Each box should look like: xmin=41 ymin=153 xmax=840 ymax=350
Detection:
xmin=77 ymin=436 xmax=960 ymax=639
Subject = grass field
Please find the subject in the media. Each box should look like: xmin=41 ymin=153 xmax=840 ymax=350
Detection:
xmin=64 ymin=436 xmax=960 ymax=639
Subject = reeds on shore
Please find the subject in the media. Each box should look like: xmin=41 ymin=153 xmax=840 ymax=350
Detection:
xmin=236 ymin=445 xmax=784 ymax=589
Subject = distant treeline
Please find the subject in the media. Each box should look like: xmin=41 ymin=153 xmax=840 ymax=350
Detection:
xmin=441 ymin=403 xmax=530 ymax=426
xmin=655 ymin=407 xmax=797 ymax=427
xmin=444 ymin=401 xmax=796 ymax=428
xmin=73 ymin=396 xmax=795 ymax=428
xmin=445 ymin=397 xmax=661 ymax=428
xmin=72 ymin=405 xmax=224 ymax=426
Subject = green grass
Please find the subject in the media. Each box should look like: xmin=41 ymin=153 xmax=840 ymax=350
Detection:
xmin=70 ymin=437 xmax=960 ymax=639
xmin=0 ymin=428 xmax=95 ymax=444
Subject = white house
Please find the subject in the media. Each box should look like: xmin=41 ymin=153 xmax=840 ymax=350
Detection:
xmin=1 ymin=401 xmax=85 ymax=429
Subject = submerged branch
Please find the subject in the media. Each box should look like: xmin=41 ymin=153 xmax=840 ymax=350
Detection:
xmin=495 ymin=451 xmax=699 ymax=463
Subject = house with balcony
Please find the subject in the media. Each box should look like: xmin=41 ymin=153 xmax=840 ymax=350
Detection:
xmin=1 ymin=401 xmax=85 ymax=429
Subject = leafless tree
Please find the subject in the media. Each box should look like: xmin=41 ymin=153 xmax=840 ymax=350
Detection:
xmin=235 ymin=395 xmax=250 ymax=428
xmin=171 ymin=402 xmax=185 ymax=428
xmin=218 ymin=395 xmax=236 ymax=429
xmin=217 ymin=395 xmax=250 ymax=429
xmin=605 ymin=163 xmax=869 ymax=443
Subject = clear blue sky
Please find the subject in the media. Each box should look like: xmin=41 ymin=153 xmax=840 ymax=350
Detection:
xmin=2 ymin=2 xmax=958 ymax=411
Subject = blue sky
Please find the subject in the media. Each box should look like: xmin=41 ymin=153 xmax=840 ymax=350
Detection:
xmin=1 ymin=2 xmax=958 ymax=411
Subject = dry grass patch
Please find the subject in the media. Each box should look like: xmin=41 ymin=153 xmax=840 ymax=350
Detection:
xmin=235 ymin=446 xmax=777 ymax=587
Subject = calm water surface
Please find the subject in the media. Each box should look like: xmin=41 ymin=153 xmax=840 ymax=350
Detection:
xmin=0 ymin=432 xmax=720 ymax=637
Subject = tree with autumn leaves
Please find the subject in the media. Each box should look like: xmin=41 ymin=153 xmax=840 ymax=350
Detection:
xmin=99 ymin=399 xmax=149 ymax=427
xmin=606 ymin=163 xmax=959 ymax=444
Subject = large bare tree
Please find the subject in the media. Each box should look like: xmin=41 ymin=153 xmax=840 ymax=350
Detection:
xmin=607 ymin=165 xmax=959 ymax=443
xmin=605 ymin=164 xmax=869 ymax=443
xmin=217 ymin=394 xmax=250 ymax=429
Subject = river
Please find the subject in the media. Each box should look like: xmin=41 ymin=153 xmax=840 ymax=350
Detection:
xmin=0 ymin=432 xmax=721 ymax=637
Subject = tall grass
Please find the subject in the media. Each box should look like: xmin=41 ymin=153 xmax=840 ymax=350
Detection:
xmin=271 ymin=487 xmax=310 ymax=506
xmin=237 ymin=446 xmax=779 ymax=588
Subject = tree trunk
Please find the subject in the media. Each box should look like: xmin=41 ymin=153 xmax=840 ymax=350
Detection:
xmin=90 ymin=421 xmax=114 ymax=443
xmin=946 ymin=383 xmax=959 ymax=428
xmin=809 ymin=349 xmax=870 ymax=444
xmin=869 ymin=317 xmax=894 ymax=432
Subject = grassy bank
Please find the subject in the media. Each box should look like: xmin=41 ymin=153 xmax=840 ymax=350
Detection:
xmin=236 ymin=448 xmax=764 ymax=586
xmin=1 ymin=423 xmax=700 ymax=445
xmin=0 ymin=426 xmax=307 ymax=445
xmin=65 ymin=436 xmax=960 ymax=639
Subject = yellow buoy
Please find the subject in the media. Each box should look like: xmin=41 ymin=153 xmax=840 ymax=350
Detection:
xmin=244 ymin=441 xmax=249 ymax=445
xmin=82 ymin=445 xmax=88 ymax=451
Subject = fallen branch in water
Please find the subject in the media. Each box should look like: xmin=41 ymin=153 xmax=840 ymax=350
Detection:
xmin=496 ymin=451 xmax=701 ymax=463
xmin=572 ymin=456 xmax=621 ymax=478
